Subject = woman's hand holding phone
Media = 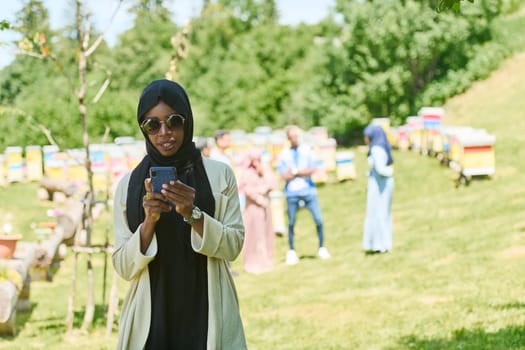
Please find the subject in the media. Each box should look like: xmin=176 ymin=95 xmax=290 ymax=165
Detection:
xmin=142 ymin=178 xmax=171 ymax=223
xmin=144 ymin=165 xmax=197 ymax=221
xmin=159 ymin=181 xmax=196 ymax=221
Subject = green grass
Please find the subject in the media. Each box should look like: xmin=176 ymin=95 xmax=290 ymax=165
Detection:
xmin=0 ymin=182 xmax=52 ymax=242
xmin=3 ymin=44 xmax=525 ymax=350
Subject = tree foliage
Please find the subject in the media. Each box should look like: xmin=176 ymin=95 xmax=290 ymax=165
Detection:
xmin=0 ymin=0 xmax=523 ymax=149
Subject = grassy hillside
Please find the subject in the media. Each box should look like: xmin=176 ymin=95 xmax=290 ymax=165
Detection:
xmin=236 ymin=52 xmax=525 ymax=349
xmin=1 ymin=55 xmax=525 ymax=350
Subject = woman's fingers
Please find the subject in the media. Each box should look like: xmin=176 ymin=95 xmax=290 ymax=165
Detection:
xmin=143 ymin=178 xmax=171 ymax=221
xmin=145 ymin=178 xmax=153 ymax=193
xmin=162 ymin=181 xmax=195 ymax=217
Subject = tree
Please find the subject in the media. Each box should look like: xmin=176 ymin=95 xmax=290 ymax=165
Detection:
xmin=438 ymin=0 xmax=474 ymax=12
xmin=1 ymin=0 xmax=520 ymax=149
xmin=178 ymin=0 xmax=320 ymax=135
xmin=314 ymin=0 xmax=506 ymax=142
xmin=0 ymin=0 xmax=54 ymax=106
xmin=109 ymin=0 xmax=177 ymax=90
xmin=9 ymin=0 xmax=124 ymax=333
xmin=0 ymin=20 xmax=10 ymax=30
xmin=65 ymin=0 xmax=124 ymax=333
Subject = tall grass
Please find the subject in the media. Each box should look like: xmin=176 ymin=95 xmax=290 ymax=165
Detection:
xmin=2 ymin=45 xmax=525 ymax=350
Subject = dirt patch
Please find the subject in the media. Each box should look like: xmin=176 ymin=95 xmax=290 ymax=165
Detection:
xmin=498 ymin=246 xmax=525 ymax=259
xmin=418 ymin=295 xmax=451 ymax=305
xmin=432 ymin=255 xmax=456 ymax=267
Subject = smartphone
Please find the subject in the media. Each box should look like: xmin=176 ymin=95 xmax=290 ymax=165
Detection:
xmin=150 ymin=166 xmax=177 ymax=193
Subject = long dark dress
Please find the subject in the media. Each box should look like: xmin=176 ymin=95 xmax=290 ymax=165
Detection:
xmin=145 ymin=210 xmax=208 ymax=350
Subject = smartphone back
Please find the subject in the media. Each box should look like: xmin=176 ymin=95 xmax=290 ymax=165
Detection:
xmin=150 ymin=166 xmax=177 ymax=193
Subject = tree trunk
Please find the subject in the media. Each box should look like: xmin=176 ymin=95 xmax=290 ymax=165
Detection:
xmin=105 ymin=271 xmax=119 ymax=336
xmin=66 ymin=252 xmax=78 ymax=334
xmin=76 ymin=0 xmax=96 ymax=331
xmin=80 ymin=253 xmax=94 ymax=332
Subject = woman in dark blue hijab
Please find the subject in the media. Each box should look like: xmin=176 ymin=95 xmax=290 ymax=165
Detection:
xmin=364 ymin=124 xmax=394 ymax=165
xmin=362 ymin=125 xmax=394 ymax=254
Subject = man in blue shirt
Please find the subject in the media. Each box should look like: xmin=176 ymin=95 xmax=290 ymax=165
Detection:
xmin=277 ymin=126 xmax=331 ymax=265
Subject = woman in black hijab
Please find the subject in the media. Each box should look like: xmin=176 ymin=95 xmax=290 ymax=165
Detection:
xmin=112 ymin=80 xmax=247 ymax=350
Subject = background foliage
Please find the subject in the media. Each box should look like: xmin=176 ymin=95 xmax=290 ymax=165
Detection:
xmin=0 ymin=0 xmax=524 ymax=149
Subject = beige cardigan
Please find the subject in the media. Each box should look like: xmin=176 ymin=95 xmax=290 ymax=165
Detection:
xmin=112 ymin=158 xmax=247 ymax=350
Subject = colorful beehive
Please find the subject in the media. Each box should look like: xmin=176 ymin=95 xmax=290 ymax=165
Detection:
xmin=5 ymin=146 xmax=24 ymax=183
xmin=25 ymin=145 xmax=43 ymax=181
xmin=311 ymin=155 xmax=328 ymax=184
xmin=395 ymin=126 xmax=410 ymax=151
xmin=66 ymin=149 xmax=87 ymax=189
xmin=406 ymin=116 xmax=423 ymax=152
xmin=89 ymin=144 xmax=110 ymax=193
xmin=418 ymin=107 xmax=444 ymax=156
xmin=106 ymin=144 xmax=129 ymax=191
xmin=315 ymin=138 xmax=337 ymax=172
xmin=115 ymin=136 xmax=141 ymax=173
xmin=43 ymin=145 xmax=65 ymax=180
xmin=254 ymin=126 xmax=273 ymax=138
xmin=269 ymin=190 xmax=286 ymax=236
xmin=429 ymin=127 xmax=445 ymax=158
xmin=441 ymin=126 xmax=474 ymax=165
xmin=455 ymin=129 xmax=496 ymax=178
xmin=123 ymin=140 xmax=146 ymax=170
xmin=308 ymin=126 xmax=329 ymax=143
xmin=224 ymin=130 xmax=248 ymax=177
xmin=335 ymin=151 xmax=357 ymax=181
xmin=270 ymin=131 xmax=286 ymax=168
xmin=249 ymin=132 xmax=272 ymax=162
xmin=253 ymin=126 xmax=273 ymax=149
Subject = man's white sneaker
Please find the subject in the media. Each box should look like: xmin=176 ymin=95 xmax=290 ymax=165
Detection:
xmin=285 ymin=250 xmax=299 ymax=265
xmin=317 ymin=247 xmax=331 ymax=260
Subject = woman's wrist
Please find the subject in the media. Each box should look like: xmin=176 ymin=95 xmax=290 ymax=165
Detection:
xmin=142 ymin=216 xmax=158 ymax=232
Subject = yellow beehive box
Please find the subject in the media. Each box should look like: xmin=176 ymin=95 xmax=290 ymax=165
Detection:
xmin=311 ymin=159 xmax=328 ymax=184
xmin=269 ymin=190 xmax=286 ymax=236
xmin=5 ymin=146 xmax=24 ymax=183
xmin=396 ymin=126 xmax=410 ymax=151
xmin=461 ymin=148 xmax=495 ymax=174
xmin=308 ymin=126 xmax=329 ymax=143
xmin=270 ymin=132 xmax=286 ymax=168
xmin=315 ymin=138 xmax=337 ymax=172
xmin=25 ymin=145 xmax=43 ymax=181
xmin=335 ymin=151 xmax=357 ymax=181
xmin=442 ymin=126 xmax=474 ymax=164
xmin=429 ymin=129 xmax=444 ymax=156
xmin=43 ymin=145 xmax=66 ymax=180
xmin=66 ymin=149 xmax=87 ymax=189
xmin=406 ymin=116 xmax=423 ymax=151
xmin=457 ymin=130 xmax=496 ymax=177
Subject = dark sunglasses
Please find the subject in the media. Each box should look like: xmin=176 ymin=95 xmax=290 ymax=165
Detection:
xmin=140 ymin=114 xmax=185 ymax=135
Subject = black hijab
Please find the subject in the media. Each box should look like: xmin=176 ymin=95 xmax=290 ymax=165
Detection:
xmin=126 ymin=79 xmax=215 ymax=231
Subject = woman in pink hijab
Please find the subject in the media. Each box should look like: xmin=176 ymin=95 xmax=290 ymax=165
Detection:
xmin=238 ymin=148 xmax=278 ymax=274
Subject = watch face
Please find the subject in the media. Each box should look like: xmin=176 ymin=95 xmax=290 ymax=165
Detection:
xmin=192 ymin=207 xmax=202 ymax=220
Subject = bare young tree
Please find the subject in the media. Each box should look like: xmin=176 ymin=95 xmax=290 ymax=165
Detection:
xmin=166 ymin=20 xmax=190 ymax=81
xmin=66 ymin=0 xmax=123 ymax=333
xmin=13 ymin=0 xmax=123 ymax=334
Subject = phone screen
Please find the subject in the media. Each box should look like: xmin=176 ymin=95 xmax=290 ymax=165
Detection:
xmin=150 ymin=166 xmax=177 ymax=193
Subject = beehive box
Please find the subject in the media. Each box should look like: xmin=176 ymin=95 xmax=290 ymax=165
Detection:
xmin=456 ymin=129 xmax=496 ymax=177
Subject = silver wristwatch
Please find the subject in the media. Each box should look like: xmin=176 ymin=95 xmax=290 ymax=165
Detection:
xmin=184 ymin=206 xmax=202 ymax=224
